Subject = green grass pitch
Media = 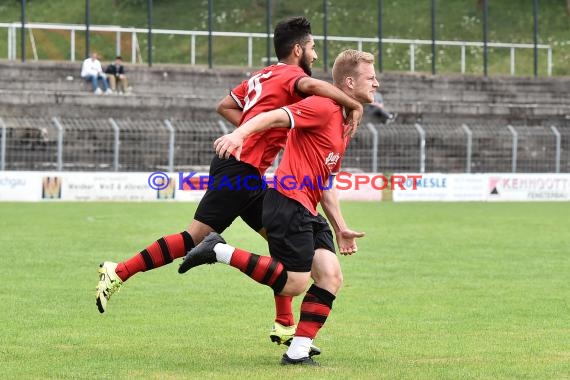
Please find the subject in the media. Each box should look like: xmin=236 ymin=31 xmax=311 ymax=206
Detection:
xmin=0 ymin=201 xmax=568 ymax=379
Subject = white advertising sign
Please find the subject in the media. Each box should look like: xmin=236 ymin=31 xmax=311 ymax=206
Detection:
xmin=61 ymin=172 xmax=157 ymax=201
xmin=1 ymin=171 xmax=568 ymax=203
xmin=392 ymin=173 xmax=488 ymax=202
xmin=0 ymin=171 xmax=42 ymax=201
xmin=487 ymin=174 xmax=570 ymax=201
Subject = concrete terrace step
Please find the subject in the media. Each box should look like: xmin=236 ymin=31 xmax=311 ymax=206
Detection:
xmin=4 ymin=78 xmax=570 ymax=106
xmin=0 ymin=59 xmax=246 ymax=96
xmin=0 ymin=89 xmax=220 ymax=119
xmin=4 ymin=86 xmax=567 ymax=117
xmin=0 ymin=59 xmax=247 ymax=83
xmin=369 ymin=73 xmax=570 ymax=106
xmin=2 ymin=88 xmax=569 ymax=123
xmin=390 ymin=100 xmax=570 ymax=117
xmin=383 ymin=89 xmax=570 ymax=105
xmin=0 ymin=78 xmax=229 ymax=98
xmin=2 ymin=60 xmax=570 ymax=124
xmin=4 ymin=60 xmax=570 ymax=102
xmin=376 ymin=72 xmax=570 ymax=92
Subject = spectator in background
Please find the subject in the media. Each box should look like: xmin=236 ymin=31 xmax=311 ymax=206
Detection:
xmin=367 ymin=90 xmax=397 ymax=124
xmin=81 ymin=52 xmax=112 ymax=94
xmin=105 ymin=56 xmax=130 ymax=94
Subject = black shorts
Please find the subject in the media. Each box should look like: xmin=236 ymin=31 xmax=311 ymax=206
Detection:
xmin=194 ymin=156 xmax=265 ymax=233
xmin=262 ymin=188 xmax=335 ymax=272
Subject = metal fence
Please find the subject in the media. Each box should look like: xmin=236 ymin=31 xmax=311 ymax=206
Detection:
xmin=1 ymin=116 xmax=568 ymax=174
xmin=1 ymin=0 xmax=565 ymax=76
xmin=0 ymin=22 xmax=553 ymax=77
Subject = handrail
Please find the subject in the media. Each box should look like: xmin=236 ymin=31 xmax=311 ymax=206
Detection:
xmin=0 ymin=22 xmax=553 ymax=75
xmin=0 ymin=22 xmax=551 ymax=48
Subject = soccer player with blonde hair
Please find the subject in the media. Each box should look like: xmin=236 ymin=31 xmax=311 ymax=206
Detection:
xmin=180 ymin=49 xmax=377 ymax=365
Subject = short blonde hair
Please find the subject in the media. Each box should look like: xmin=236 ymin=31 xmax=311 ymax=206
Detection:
xmin=332 ymin=49 xmax=375 ymax=86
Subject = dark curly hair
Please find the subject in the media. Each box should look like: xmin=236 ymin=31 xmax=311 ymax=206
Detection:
xmin=273 ymin=16 xmax=312 ymax=60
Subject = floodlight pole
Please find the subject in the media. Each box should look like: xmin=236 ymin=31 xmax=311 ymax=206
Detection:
xmin=20 ymin=0 xmax=26 ymax=62
xmin=483 ymin=0 xmax=488 ymax=76
xmin=377 ymin=0 xmax=383 ymax=73
xmin=266 ymin=0 xmax=272 ymax=66
xmin=147 ymin=0 xmax=153 ymax=67
xmin=431 ymin=0 xmax=436 ymax=75
xmin=208 ymin=0 xmax=213 ymax=68
xmin=85 ymin=0 xmax=90 ymax=58
xmin=323 ymin=0 xmax=328 ymax=72
xmin=533 ymin=0 xmax=539 ymax=78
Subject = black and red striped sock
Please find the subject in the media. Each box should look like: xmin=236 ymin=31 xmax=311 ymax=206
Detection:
xmin=229 ymin=248 xmax=287 ymax=293
xmin=295 ymin=284 xmax=336 ymax=339
xmin=115 ymin=231 xmax=194 ymax=282
xmin=274 ymin=294 xmax=295 ymax=326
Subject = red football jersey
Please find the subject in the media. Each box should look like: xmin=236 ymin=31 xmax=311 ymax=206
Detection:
xmin=275 ymin=96 xmax=350 ymax=215
xmin=230 ymin=63 xmax=308 ymax=175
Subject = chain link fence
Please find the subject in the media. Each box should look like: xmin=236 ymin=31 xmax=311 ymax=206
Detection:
xmin=1 ymin=116 xmax=568 ymax=174
xmin=0 ymin=117 xmax=228 ymax=173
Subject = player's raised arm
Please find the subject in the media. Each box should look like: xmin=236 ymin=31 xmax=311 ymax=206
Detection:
xmin=296 ymin=77 xmax=363 ymax=137
xmin=214 ymin=108 xmax=290 ymax=160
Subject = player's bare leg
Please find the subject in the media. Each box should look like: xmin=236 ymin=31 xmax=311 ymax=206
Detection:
xmin=179 ymin=232 xmax=321 ymax=356
xmin=283 ymin=249 xmax=341 ymax=364
xmin=255 ymin=228 xmax=298 ymax=345
xmin=96 ymin=219 xmax=212 ymax=313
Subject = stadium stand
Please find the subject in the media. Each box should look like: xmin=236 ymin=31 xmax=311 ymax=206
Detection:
xmin=0 ymin=60 xmax=569 ymax=173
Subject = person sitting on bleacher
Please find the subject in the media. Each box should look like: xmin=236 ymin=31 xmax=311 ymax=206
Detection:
xmin=81 ymin=52 xmax=112 ymax=95
xmin=366 ymin=90 xmax=397 ymax=124
xmin=105 ymin=56 xmax=130 ymax=94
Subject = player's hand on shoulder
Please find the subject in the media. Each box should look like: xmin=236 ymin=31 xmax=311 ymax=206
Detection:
xmin=345 ymin=104 xmax=363 ymax=138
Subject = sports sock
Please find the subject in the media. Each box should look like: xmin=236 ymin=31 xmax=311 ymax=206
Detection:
xmin=115 ymin=231 xmax=194 ymax=282
xmin=295 ymin=284 xmax=336 ymax=339
xmin=274 ymin=294 xmax=295 ymax=326
xmin=285 ymin=337 xmax=313 ymax=360
xmin=213 ymin=243 xmax=234 ymax=264
xmin=213 ymin=245 xmax=287 ymax=293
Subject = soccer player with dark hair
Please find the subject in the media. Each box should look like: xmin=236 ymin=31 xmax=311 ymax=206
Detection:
xmin=179 ymin=49 xmax=377 ymax=365
xmin=95 ymin=17 xmax=363 ymax=352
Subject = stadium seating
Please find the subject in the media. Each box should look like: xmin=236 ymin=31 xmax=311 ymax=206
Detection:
xmin=0 ymin=60 xmax=568 ymax=173
xmin=2 ymin=59 xmax=570 ymax=123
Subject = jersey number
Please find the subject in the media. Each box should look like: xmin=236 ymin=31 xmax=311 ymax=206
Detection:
xmin=243 ymin=71 xmax=272 ymax=112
